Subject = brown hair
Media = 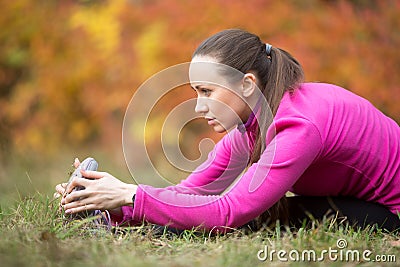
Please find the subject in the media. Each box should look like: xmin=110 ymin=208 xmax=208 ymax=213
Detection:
xmin=193 ymin=29 xmax=304 ymax=229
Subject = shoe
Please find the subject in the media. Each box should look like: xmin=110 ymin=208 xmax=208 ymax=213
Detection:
xmin=92 ymin=209 xmax=112 ymax=231
xmin=64 ymin=157 xmax=111 ymax=231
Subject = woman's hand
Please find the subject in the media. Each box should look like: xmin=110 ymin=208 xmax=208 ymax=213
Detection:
xmin=59 ymin=160 xmax=137 ymax=215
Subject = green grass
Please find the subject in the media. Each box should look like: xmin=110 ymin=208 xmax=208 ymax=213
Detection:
xmin=1 ymin=152 xmax=399 ymax=266
xmin=1 ymin=194 xmax=400 ymax=267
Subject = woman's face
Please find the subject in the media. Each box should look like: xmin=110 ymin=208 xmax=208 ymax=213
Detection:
xmin=189 ymin=56 xmax=251 ymax=133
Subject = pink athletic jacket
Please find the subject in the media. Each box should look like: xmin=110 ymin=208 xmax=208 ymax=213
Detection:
xmin=112 ymin=83 xmax=400 ymax=231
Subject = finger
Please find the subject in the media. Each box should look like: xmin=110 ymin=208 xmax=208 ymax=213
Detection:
xmin=53 ymin=192 xmax=61 ymax=199
xmin=73 ymin=158 xmax=81 ymax=169
xmin=64 ymin=205 xmax=96 ymax=214
xmin=80 ymin=170 xmax=107 ymax=180
xmin=62 ymin=189 xmax=88 ymax=205
xmin=64 ymin=203 xmax=97 ymax=214
xmin=64 ymin=177 xmax=91 ymax=194
xmin=64 ymin=182 xmax=74 ymax=195
xmin=62 ymin=197 xmax=86 ymax=210
xmin=55 ymin=184 xmax=66 ymax=194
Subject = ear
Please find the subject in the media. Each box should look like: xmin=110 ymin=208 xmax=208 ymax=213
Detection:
xmin=242 ymin=73 xmax=257 ymax=98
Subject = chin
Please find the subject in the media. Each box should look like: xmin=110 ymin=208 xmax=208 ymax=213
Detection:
xmin=213 ymin=128 xmax=226 ymax=133
xmin=212 ymin=123 xmax=233 ymax=133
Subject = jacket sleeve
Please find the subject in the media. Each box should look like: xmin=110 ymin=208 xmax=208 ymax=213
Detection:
xmin=110 ymin=129 xmax=250 ymax=225
xmin=163 ymin=129 xmax=252 ymax=195
xmin=124 ymin=118 xmax=323 ymax=232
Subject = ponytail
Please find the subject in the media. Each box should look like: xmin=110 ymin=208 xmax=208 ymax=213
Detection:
xmin=194 ymin=29 xmax=304 ymax=230
xmin=249 ymin=46 xmax=304 ymax=165
xmin=248 ymin=47 xmax=303 ymax=230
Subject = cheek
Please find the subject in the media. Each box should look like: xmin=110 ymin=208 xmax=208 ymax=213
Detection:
xmin=210 ymin=101 xmax=226 ymax=113
xmin=209 ymin=92 xmax=247 ymax=122
xmin=216 ymin=103 xmax=242 ymax=127
xmin=223 ymin=98 xmax=247 ymax=120
xmin=211 ymin=101 xmax=236 ymax=120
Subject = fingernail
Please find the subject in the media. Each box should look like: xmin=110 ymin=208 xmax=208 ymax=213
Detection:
xmin=64 ymin=209 xmax=71 ymax=214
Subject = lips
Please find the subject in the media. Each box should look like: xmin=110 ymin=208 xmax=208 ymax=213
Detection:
xmin=207 ymin=119 xmax=216 ymax=125
xmin=205 ymin=117 xmax=217 ymax=125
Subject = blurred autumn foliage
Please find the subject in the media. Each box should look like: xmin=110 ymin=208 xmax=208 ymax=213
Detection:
xmin=0 ymin=0 xmax=399 ymax=157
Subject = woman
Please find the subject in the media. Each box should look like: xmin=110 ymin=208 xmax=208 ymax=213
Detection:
xmin=56 ymin=29 xmax=400 ymax=232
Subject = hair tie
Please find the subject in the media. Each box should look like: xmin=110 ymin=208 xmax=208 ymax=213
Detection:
xmin=265 ymin=43 xmax=272 ymax=56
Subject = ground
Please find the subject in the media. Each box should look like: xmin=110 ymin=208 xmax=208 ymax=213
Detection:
xmin=0 ymin=194 xmax=399 ymax=267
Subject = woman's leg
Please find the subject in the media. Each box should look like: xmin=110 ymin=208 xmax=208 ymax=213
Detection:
xmin=286 ymin=196 xmax=400 ymax=231
xmin=154 ymin=196 xmax=400 ymax=235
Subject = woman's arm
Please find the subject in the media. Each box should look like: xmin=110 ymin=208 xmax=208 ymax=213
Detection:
xmin=60 ymin=130 xmax=249 ymax=225
xmin=128 ymin=118 xmax=323 ymax=232
xmin=163 ymin=130 xmax=251 ymax=195
xmin=111 ymin=130 xmax=252 ymax=226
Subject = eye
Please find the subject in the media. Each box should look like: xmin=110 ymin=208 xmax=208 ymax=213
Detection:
xmin=200 ymin=88 xmax=211 ymax=96
xmin=192 ymin=85 xmax=212 ymax=96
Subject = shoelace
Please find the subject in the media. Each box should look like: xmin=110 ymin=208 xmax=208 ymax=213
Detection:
xmin=92 ymin=209 xmax=112 ymax=231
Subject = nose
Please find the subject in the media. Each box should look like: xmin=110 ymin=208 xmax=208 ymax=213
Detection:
xmin=195 ymin=96 xmax=208 ymax=114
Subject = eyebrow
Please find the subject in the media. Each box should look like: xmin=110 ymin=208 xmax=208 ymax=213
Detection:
xmin=191 ymin=83 xmax=214 ymax=91
xmin=191 ymin=85 xmax=202 ymax=91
